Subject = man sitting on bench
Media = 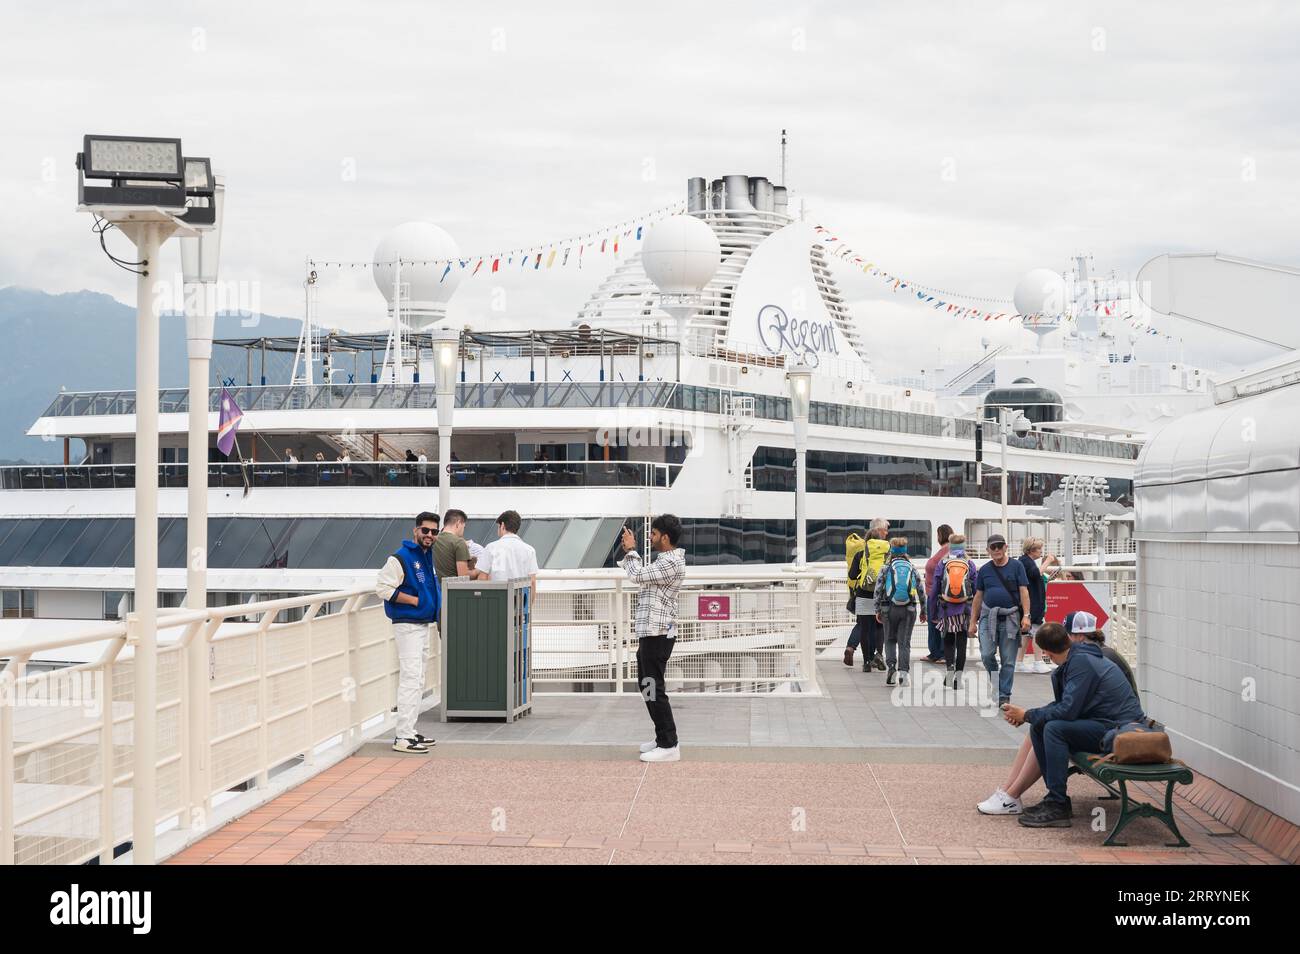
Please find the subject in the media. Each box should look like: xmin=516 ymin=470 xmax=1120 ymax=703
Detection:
xmin=1000 ymin=622 xmax=1145 ymax=828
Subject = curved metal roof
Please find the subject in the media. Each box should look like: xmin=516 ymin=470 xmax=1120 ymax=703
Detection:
xmin=1135 ymin=383 xmax=1300 ymax=487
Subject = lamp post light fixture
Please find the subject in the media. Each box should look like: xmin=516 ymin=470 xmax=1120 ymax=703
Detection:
xmin=785 ymin=362 xmax=814 ymax=566
xmin=178 ymin=173 xmax=223 ymax=828
xmin=980 ymin=405 xmax=1032 ymax=541
xmin=76 ymin=134 xmax=215 ymax=865
xmin=432 ymin=328 xmax=460 ymax=517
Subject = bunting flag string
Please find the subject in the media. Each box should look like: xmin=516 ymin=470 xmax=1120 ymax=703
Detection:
xmin=307 ymin=200 xmax=687 ymax=277
xmin=810 ymin=224 xmax=1181 ymax=341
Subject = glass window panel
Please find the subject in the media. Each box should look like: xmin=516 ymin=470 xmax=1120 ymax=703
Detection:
xmin=536 ymin=517 xmax=593 ymax=569
xmin=207 ymin=518 xmax=266 ymax=569
xmin=25 ymin=518 xmax=90 ymax=567
xmin=12 ymin=519 xmax=66 ymax=565
xmin=358 ymin=519 xmax=406 ymax=570
xmin=297 ymin=519 xmax=362 ymax=569
xmin=580 ymin=517 xmax=627 ymax=569
xmin=334 ymin=519 xmax=397 ymax=570
xmin=234 ymin=518 xmax=296 ymax=569
xmin=155 ymin=517 xmax=188 ymax=568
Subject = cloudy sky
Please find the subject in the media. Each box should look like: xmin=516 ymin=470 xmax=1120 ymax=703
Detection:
xmin=2 ymin=0 xmax=1296 ymax=372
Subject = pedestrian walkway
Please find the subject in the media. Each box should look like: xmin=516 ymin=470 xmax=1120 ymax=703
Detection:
xmin=395 ymin=644 xmax=1051 ymax=755
xmin=165 ymin=648 xmax=1289 ymax=865
xmin=168 ymin=753 xmax=1285 ymax=865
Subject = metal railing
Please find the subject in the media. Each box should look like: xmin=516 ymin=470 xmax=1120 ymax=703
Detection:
xmin=0 ymin=587 xmax=428 ymax=866
xmin=0 ymin=460 xmax=684 ymax=491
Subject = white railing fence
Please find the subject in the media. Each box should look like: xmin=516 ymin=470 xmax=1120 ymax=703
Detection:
xmin=529 ymin=570 xmax=822 ymax=695
xmin=0 ymin=587 xmax=430 ymax=867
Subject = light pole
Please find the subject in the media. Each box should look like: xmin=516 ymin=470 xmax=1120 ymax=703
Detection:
xmin=76 ymin=135 xmax=214 ymax=864
xmin=785 ymin=363 xmax=813 ymax=566
xmin=982 ymin=405 xmax=1031 ymax=541
xmin=432 ymin=328 xmax=459 ymax=518
xmin=178 ymin=169 xmax=222 ymax=831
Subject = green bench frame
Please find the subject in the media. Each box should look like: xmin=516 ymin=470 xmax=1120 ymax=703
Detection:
xmin=1069 ymin=751 xmax=1194 ymax=848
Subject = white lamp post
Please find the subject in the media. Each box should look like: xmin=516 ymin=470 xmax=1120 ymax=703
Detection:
xmin=178 ymin=170 xmax=222 ymax=831
xmin=76 ymin=135 xmax=214 ymax=864
xmin=785 ymin=363 xmax=813 ymax=566
xmin=432 ymin=328 xmax=459 ymax=518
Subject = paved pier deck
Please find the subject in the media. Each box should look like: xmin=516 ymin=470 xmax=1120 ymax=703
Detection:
xmin=169 ymin=646 xmax=1289 ymax=865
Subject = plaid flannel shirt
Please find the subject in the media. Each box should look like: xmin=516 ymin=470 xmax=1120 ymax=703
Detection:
xmin=620 ymin=547 xmax=686 ymax=639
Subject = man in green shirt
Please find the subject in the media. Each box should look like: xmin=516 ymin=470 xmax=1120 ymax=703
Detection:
xmin=434 ymin=508 xmax=473 ymax=580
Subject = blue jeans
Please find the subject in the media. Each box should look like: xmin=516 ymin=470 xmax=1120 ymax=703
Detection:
xmin=978 ymin=607 xmax=1021 ymax=701
xmin=926 ymin=618 xmax=943 ymax=659
xmin=847 ymin=615 xmax=882 ymax=655
xmin=1029 ymin=718 xmax=1109 ymax=803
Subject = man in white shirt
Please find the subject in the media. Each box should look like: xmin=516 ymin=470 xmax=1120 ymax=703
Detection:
xmin=473 ymin=509 xmax=538 ymax=596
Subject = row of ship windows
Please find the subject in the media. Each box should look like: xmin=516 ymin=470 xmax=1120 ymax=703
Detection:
xmin=749 ymin=447 xmax=1134 ymax=508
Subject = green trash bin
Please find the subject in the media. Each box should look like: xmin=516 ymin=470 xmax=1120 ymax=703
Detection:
xmin=441 ymin=578 xmax=532 ymax=722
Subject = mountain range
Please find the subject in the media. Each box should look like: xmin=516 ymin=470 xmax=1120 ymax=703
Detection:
xmin=0 ymin=286 xmax=302 ymax=463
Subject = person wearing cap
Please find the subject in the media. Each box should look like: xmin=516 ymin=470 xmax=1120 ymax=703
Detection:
xmin=999 ymin=623 xmax=1145 ymax=828
xmin=967 ymin=533 xmax=1031 ymax=706
xmin=976 ymin=616 xmax=1138 ymax=815
xmin=1066 ymin=610 xmax=1137 ymax=696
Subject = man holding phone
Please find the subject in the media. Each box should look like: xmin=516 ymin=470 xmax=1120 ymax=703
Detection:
xmin=618 ymin=515 xmax=686 ymax=763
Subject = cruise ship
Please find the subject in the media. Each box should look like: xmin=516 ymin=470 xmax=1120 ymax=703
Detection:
xmin=0 ymin=172 xmax=1220 ymax=630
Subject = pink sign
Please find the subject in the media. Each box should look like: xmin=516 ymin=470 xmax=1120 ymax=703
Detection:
xmin=698 ymin=595 xmax=731 ymax=620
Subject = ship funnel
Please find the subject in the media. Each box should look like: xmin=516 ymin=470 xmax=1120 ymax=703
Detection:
xmin=709 ymin=178 xmax=725 ymax=212
xmin=749 ymin=176 xmax=774 ymax=213
xmin=723 ymin=174 xmax=756 ymax=216
xmin=686 ymin=177 xmax=708 ymax=214
xmin=772 ymin=185 xmax=789 ymax=217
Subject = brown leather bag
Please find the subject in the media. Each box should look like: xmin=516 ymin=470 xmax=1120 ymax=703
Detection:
xmin=1097 ymin=722 xmax=1174 ymax=765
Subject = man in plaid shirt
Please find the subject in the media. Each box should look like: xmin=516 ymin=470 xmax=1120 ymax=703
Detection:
xmin=619 ymin=514 xmax=686 ymax=763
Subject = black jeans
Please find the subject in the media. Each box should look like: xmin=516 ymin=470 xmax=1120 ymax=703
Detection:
xmin=636 ymin=635 xmax=678 ymax=749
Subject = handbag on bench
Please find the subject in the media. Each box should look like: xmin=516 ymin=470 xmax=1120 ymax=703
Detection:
xmin=1097 ymin=721 xmax=1174 ymax=765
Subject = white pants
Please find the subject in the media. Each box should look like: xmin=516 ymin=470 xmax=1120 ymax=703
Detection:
xmin=392 ymin=622 xmax=430 ymax=740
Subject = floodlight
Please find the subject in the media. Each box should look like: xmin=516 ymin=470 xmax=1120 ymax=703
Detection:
xmin=184 ymin=157 xmax=214 ymax=194
xmin=83 ymin=135 xmax=182 ymax=181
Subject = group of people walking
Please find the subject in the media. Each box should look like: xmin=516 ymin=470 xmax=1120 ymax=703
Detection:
xmin=843 ymin=522 xmax=1061 ymax=705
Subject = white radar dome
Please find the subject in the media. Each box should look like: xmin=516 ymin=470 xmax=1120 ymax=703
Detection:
xmin=641 ymin=215 xmax=721 ymax=295
xmin=372 ymin=222 xmax=462 ymax=319
xmin=1013 ymin=268 xmax=1067 ymax=319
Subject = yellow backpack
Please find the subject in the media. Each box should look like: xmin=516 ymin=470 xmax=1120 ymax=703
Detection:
xmin=844 ymin=533 xmax=875 ymax=594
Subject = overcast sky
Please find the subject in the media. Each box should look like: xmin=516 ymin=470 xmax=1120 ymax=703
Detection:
xmin=2 ymin=0 xmax=1296 ymax=372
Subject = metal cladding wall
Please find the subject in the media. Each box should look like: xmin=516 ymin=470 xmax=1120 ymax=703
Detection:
xmin=1134 ymin=383 xmax=1300 ymax=825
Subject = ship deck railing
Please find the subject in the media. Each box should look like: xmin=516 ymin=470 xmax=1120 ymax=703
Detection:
xmin=34 ymin=383 xmax=1143 ymax=461
xmin=0 ymin=460 xmax=684 ymax=492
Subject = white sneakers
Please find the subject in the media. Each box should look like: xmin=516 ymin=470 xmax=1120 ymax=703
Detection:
xmin=977 ymin=788 xmax=1023 ymax=815
xmin=639 ymin=741 xmax=658 ymax=753
xmin=1033 ymin=658 xmax=1052 ymax=674
xmin=639 ymin=744 xmax=681 ymax=763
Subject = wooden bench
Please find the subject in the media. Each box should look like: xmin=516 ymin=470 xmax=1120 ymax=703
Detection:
xmin=1069 ymin=751 xmax=1194 ymax=848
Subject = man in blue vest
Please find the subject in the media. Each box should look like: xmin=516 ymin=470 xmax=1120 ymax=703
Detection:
xmin=375 ymin=512 xmax=442 ymax=753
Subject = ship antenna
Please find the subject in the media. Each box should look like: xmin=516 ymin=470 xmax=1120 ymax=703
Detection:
xmin=780 ymin=128 xmax=787 ymax=187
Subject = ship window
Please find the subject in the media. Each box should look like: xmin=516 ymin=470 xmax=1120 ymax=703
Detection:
xmin=1 ymin=589 xmax=36 ymax=619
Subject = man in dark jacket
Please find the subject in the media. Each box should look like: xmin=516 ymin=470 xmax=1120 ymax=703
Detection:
xmin=1000 ymin=623 xmax=1144 ymax=827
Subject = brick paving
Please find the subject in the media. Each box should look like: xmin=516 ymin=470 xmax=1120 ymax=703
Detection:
xmin=168 ymin=754 xmax=1288 ymax=866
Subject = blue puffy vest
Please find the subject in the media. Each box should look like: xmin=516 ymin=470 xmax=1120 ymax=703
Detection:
xmin=383 ymin=540 xmax=441 ymax=624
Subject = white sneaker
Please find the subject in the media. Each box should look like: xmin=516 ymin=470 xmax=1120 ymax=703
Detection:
xmin=1033 ymin=658 xmax=1052 ymax=674
xmin=639 ymin=741 xmax=658 ymax=753
xmin=977 ymin=789 xmax=1023 ymax=815
xmin=640 ymin=744 xmax=681 ymax=763
xmin=1015 ymin=661 xmax=1031 ymax=673
xmin=392 ymin=737 xmax=430 ymax=754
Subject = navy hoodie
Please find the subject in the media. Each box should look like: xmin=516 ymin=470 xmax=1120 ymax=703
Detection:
xmin=1025 ymin=641 xmax=1143 ymax=729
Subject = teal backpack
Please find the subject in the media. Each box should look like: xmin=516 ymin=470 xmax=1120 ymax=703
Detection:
xmin=885 ymin=560 xmax=915 ymax=605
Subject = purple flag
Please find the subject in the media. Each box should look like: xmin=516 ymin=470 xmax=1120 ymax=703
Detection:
xmin=217 ymin=387 xmax=243 ymax=457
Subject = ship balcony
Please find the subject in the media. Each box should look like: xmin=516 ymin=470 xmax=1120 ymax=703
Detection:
xmin=0 ymin=460 xmax=684 ymax=492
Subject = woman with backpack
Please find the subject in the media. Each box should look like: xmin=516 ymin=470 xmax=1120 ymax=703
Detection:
xmin=927 ymin=532 xmax=977 ymax=689
xmin=842 ymin=524 xmax=890 ymax=671
xmin=874 ymin=537 xmax=926 ymax=686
